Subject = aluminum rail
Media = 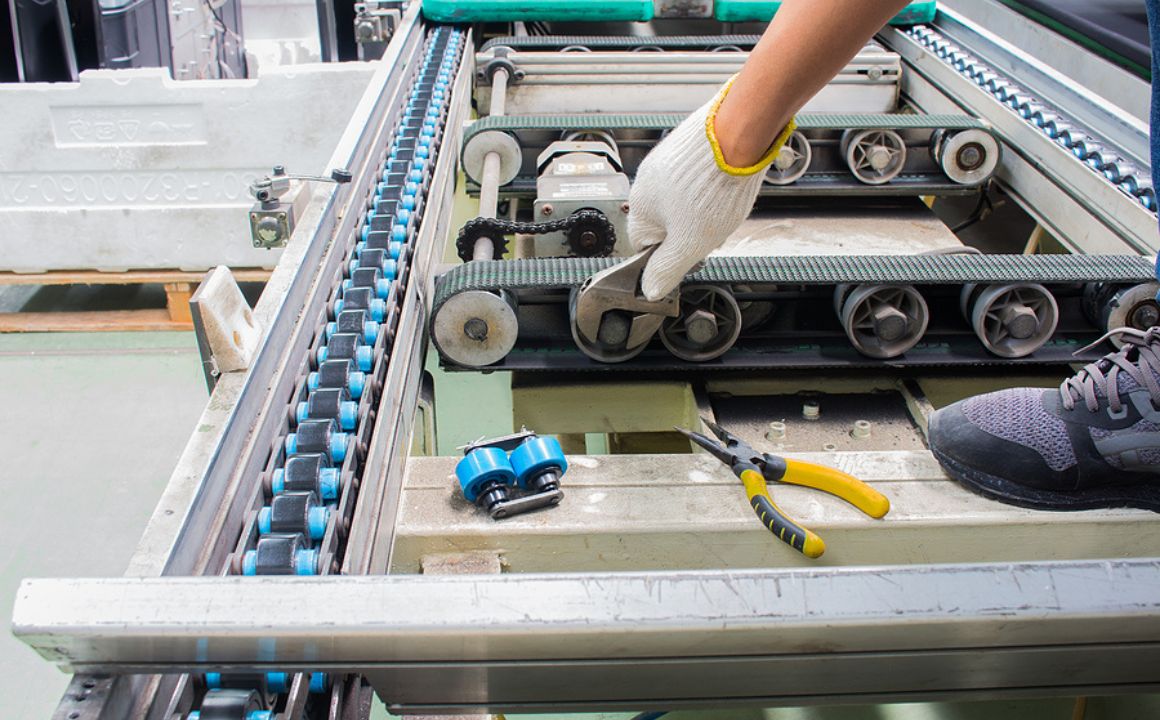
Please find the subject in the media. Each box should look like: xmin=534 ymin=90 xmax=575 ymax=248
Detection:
xmin=14 ymin=559 xmax=1160 ymax=712
xmin=39 ymin=7 xmax=434 ymax=719
xmin=877 ymin=14 xmax=1157 ymax=255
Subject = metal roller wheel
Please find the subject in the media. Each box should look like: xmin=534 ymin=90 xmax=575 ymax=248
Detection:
xmin=960 ymin=283 xmax=1058 ymax=358
xmin=934 ymin=129 xmax=1000 ymax=184
xmin=764 ymin=131 xmax=812 ymax=186
xmin=432 ymin=290 xmax=519 ymax=368
xmin=734 ymin=283 xmax=776 ymax=331
xmin=835 ymin=284 xmax=928 ymax=358
xmin=1084 ymin=282 xmax=1160 ymax=347
xmin=841 ymin=129 xmax=907 ymax=185
xmin=659 ymin=285 xmax=743 ymax=362
xmin=569 ymin=289 xmax=651 ymax=363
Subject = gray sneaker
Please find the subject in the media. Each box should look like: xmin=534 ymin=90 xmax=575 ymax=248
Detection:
xmin=928 ymin=327 xmax=1160 ymax=511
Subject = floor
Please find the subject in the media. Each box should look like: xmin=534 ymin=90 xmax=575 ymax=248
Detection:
xmin=0 ymin=330 xmax=208 ymax=719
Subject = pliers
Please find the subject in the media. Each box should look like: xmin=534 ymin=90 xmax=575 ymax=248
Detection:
xmin=676 ymin=418 xmax=890 ymax=558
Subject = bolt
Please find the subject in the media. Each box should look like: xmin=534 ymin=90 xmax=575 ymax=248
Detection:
xmin=802 ymin=401 xmax=821 ymax=421
xmin=621 ymin=202 xmax=630 ymax=214
xmin=596 ymin=311 xmax=631 ymax=347
xmin=851 ymin=420 xmax=872 ymax=439
xmin=867 ymin=145 xmax=893 ymax=171
xmin=872 ymin=305 xmax=909 ymax=342
xmin=684 ymin=309 xmax=719 ymax=345
xmin=999 ymin=304 xmax=1038 ymax=340
xmin=765 ymin=421 xmax=787 ymax=441
xmin=540 ymin=204 xmax=554 ymax=216
xmin=463 ymin=317 xmax=488 ymax=342
xmin=578 ymin=231 xmax=600 ymax=252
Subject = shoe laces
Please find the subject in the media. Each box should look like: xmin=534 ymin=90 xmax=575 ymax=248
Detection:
xmin=1060 ymin=327 xmax=1160 ymax=413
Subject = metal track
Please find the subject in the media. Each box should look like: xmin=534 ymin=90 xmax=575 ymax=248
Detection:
xmin=432 ymin=254 xmax=1155 ymax=371
xmin=173 ymin=24 xmax=468 ymax=720
xmin=876 ymin=13 xmax=1156 ymax=255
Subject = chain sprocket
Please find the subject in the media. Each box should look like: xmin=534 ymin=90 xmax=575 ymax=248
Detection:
xmin=455 ymin=209 xmax=616 ymax=262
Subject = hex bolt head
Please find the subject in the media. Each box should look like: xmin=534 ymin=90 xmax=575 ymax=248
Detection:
xmin=872 ymin=305 xmax=909 ymax=342
xmin=999 ymin=304 xmax=1039 ymax=340
xmin=684 ymin=309 xmax=719 ymax=345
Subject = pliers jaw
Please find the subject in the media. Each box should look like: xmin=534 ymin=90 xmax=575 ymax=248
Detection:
xmin=698 ymin=417 xmax=787 ymax=482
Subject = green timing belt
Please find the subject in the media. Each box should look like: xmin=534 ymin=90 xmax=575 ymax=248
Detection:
xmin=433 ymin=254 xmax=1155 ymax=313
xmin=463 ymin=112 xmax=989 ymax=149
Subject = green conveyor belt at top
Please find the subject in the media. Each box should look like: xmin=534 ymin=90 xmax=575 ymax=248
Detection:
xmin=714 ymin=0 xmax=936 ymax=24
xmin=421 ymin=0 xmax=654 ymax=22
xmin=421 ymin=0 xmax=935 ymax=24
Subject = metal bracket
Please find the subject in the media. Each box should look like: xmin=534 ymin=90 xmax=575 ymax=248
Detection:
xmin=248 ymin=165 xmax=352 ymax=249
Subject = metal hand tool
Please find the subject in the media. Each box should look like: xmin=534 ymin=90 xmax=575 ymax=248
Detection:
xmin=571 ymin=246 xmax=680 ymax=362
xmin=676 ymin=418 xmax=891 ymax=558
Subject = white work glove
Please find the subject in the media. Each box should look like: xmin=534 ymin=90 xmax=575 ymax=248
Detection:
xmin=628 ymin=78 xmax=796 ymax=301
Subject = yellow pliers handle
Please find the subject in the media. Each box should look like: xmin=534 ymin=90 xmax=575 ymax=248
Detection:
xmin=737 ymin=459 xmax=890 ymax=559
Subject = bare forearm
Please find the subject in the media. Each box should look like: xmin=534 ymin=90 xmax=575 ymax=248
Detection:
xmin=715 ymin=0 xmax=911 ymax=166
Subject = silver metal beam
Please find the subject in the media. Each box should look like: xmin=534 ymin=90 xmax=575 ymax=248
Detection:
xmin=14 ymin=559 xmax=1160 ymax=710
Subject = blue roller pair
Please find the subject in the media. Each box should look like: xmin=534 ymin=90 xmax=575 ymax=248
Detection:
xmin=456 ymin=435 xmax=568 ymax=503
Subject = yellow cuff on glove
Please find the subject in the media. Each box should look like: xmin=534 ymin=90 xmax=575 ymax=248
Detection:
xmin=704 ymin=75 xmax=797 ymax=177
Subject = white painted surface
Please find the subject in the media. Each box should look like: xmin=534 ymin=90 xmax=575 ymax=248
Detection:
xmin=0 ymin=63 xmax=376 ymax=272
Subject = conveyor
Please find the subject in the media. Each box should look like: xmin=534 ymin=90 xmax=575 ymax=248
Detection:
xmin=12 ymin=1 xmax=1160 ymax=718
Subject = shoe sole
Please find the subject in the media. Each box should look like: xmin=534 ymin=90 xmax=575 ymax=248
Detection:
xmin=931 ymin=444 xmax=1160 ymax=513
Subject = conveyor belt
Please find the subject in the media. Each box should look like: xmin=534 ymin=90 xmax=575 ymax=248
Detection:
xmin=187 ymin=24 xmax=467 ymax=719
xmin=432 ymin=254 xmax=1157 ymax=370
xmin=464 ymin=112 xmax=1000 ymax=196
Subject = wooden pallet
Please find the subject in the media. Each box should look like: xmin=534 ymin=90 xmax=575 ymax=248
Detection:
xmin=0 ymin=269 xmax=271 ymax=332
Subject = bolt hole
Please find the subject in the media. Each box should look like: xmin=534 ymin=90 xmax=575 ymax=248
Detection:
xmin=82 ymin=680 xmax=96 ymax=689
xmin=69 ymin=713 xmax=81 ymax=719
xmin=823 ymin=443 xmax=837 ymax=452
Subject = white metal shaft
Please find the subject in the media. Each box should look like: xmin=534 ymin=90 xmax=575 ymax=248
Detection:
xmin=473 ymin=67 xmax=511 ymax=260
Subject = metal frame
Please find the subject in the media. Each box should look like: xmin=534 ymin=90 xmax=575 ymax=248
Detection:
xmin=15 ymin=7 xmax=1160 ymax=717
xmin=16 ymin=559 xmax=1160 ymax=712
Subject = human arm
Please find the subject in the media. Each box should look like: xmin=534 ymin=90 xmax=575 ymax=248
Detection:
xmin=630 ymin=0 xmax=913 ymax=301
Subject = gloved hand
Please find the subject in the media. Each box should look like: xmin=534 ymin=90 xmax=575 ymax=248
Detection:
xmin=628 ymin=78 xmax=795 ymax=301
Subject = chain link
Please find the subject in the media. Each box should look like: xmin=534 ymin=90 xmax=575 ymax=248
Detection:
xmin=455 ymin=209 xmax=616 ymax=261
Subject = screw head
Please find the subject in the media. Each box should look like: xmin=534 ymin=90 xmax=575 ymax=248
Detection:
xmin=541 ymin=204 xmax=554 ymax=216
